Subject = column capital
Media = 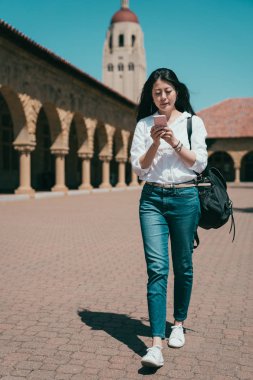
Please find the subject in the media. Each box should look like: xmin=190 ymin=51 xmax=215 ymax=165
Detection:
xmin=18 ymin=93 xmax=41 ymax=134
xmin=115 ymin=157 xmax=127 ymax=163
xmin=105 ymin=123 xmax=116 ymax=138
xmin=56 ymin=108 xmax=73 ymax=130
xmin=14 ymin=144 xmax=35 ymax=153
xmin=78 ymin=153 xmax=93 ymax=160
xmin=84 ymin=117 xmax=97 ymax=131
xmin=99 ymin=155 xmax=112 ymax=162
xmin=13 ymin=125 xmax=36 ymax=147
xmin=51 ymin=148 xmax=69 ymax=156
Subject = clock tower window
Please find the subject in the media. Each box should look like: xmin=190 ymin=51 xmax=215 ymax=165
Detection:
xmin=119 ymin=34 xmax=124 ymax=47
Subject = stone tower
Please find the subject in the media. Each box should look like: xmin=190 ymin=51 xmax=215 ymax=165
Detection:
xmin=102 ymin=0 xmax=146 ymax=103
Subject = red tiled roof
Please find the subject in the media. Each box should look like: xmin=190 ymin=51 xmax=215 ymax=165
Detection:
xmin=197 ymin=98 xmax=253 ymax=138
xmin=0 ymin=19 xmax=137 ymax=108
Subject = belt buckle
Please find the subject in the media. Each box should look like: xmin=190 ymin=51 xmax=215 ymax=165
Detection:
xmin=164 ymin=183 xmax=174 ymax=188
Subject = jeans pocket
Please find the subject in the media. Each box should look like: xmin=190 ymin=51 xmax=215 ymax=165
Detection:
xmin=141 ymin=183 xmax=154 ymax=196
xmin=175 ymin=187 xmax=198 ymax=198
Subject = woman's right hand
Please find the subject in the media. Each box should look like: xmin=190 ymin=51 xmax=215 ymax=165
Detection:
xmin=150 ymin=126 xmax=166 ymax=146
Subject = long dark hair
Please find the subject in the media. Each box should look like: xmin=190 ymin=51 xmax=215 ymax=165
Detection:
xmin=137 ymin=68 xmax=195 ymax=122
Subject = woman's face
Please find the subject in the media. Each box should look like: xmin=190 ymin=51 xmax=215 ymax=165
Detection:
xmin=152 ymin=79 xmax=177 ymax=114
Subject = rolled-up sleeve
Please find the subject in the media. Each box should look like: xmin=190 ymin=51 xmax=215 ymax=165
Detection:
xmin=130 ymin=120 xmax=151 ymax=177
xmin=188 ymin=116 xmax=208 ymax=173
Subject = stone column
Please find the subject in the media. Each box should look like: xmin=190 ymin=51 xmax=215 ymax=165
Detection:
xmin=79 ymin=154 xmax=93 ymax=190
xmin=99 ymin=156 xmax=112 ymax=189
xmin=116 ymin=158 xmax=127 ymax=188
xmin=129 ymin=159 xmax=139 ymax=187
xmin=234 ymin=164 xmax=241 ymax=184
xmin=14 ymin=146 xmax=35 ymax=195
xmin=51 ymin=150 xmax=68 ymax=192
xmin=229 ymin=151 xmax=246 ymax=184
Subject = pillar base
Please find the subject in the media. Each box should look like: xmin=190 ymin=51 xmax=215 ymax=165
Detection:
xmin=129 ymin=181 xmax=139 ymax=187
xmin=78 ymin=184 xmax=93 ymax=190
xmin=15 ymin=186 xmax=35 ymax=195
xmin=51 ymin=185 xmax=68 ymax=193
xmin=99 ymin=182 xmax=112 ymax=189
xmin=116 ymin=182 xmax=126 ymax=188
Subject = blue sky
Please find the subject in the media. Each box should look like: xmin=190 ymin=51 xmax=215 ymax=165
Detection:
xmin=1 ymin=0 xmax=252 ymax=111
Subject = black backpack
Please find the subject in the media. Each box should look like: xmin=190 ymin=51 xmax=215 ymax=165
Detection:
xmin=187 ymin=117 xmax=235 ymax=248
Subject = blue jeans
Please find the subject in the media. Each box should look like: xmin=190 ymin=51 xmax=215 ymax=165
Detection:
xmin=139 ymin=183 xmax=200 ymax=338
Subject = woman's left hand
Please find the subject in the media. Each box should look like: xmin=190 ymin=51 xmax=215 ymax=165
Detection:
xmin=161 ymin=127 xmax=178 ymax=147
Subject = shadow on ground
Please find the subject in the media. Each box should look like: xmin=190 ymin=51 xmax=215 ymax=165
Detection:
xmin=234 ymin=207 xmax=253 ymax=213
xmin=77 ymin=308 xmax=174 ymax=375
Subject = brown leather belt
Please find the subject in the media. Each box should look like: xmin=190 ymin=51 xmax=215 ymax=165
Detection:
xmin=145 ymin=181 xmax=211 ymax=189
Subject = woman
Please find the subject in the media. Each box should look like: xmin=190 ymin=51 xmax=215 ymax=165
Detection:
xmin=130 ymin=68 xmax=208 ymax=368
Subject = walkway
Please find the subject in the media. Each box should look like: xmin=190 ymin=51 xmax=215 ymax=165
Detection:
xmin=0 ymin=187 xmax=252 ymax=379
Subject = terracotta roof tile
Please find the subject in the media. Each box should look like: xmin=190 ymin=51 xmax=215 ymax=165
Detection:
xmin=197 ymin=98 xmax=253 ymax=138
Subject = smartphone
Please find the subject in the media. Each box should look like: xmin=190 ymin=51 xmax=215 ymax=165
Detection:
xmin=153 ymin=115 xmax=167 ymax=128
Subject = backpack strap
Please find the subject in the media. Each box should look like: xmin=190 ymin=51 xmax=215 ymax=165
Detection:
xmin=229 ymin=203 xmax=236 ymax=242
xmin=193 ymin=231 xmax=199 ymax=249
xmin=187 ymin=117 xmax=192 ymax=149
xmin=187 ymin=116 xmax=200 ymax=249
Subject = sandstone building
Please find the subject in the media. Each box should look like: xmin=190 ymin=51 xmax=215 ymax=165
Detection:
xmin=0 ymin=19 xmax=139 ymax=194
xmin=198 ymin=99 xmax=253 ymax=182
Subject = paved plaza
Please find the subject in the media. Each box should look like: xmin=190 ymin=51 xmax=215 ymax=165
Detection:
xmin=0 ymin=187 xmax=252 ymax=380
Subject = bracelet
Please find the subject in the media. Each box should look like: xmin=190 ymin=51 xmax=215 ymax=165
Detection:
xmin=172 ymin=140 xmax=180 ymax=149
xmin=175 ymin=142 xmax=183 ymax=152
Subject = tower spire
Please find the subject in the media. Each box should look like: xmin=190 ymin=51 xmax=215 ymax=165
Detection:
xmin=121 ymin=0 xmax=129 ymax=9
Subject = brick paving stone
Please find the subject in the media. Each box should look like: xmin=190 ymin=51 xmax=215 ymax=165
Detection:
xmin=208 ymin=377 xmax=236 ymax=380
xmin=26 ymin=370 xmax=55 ymax=379
xmin=82 ymin=367 xmax=100 ymax=375
xmin=15 ymin=361 xmax=42 ymax=371
xmin=72 ymin=375 xmax=98 ymax=380
xmin=0 ymin=367 xmax=13 ymax=376
xmin=2 ymin=377 xmax=29 ymax=380
xmin=54 ymin=374 xmax=72 ymax=380
xmin=9 ymin=369 xmax=31 ymax=377
xmin=0 ymin=187 xmax=252 ymax=379
xmin=56 ymin=364 xmax=83 ymax=374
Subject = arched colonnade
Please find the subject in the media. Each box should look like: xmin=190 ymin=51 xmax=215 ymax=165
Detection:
xmin=0 ymin=85 xmax=138 ymax=194
xmin=208 ymin=150 xmax=253 ymax=183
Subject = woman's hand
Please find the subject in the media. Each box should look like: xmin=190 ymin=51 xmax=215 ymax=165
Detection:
xmin=161 ymin=127 xmax=178 ymax=147
xmin=150 ymin=126 xmax=166 ymax=146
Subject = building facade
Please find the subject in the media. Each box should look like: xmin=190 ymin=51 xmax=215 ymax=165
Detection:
xmin=102 ymin=0 xmax=146 ymax=103
xmin=0 ymin=20 xmax=139 ymax=194
xmin=198 ymin=99 xmax=253 ymax=183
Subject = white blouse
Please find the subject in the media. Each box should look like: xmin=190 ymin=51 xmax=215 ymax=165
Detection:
xmin=130 ymin=111 xmax=208 ymax=184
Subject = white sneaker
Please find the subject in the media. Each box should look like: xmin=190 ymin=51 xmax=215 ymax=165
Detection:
xmin=141 ymin=345 xmax=164 ymax=367
xmin=168 ymin=325 xmax=185 ymax=348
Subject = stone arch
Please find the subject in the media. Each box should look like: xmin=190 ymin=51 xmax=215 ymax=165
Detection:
xmin=126 ymin=132 xmax=134 ymax=185
xmin=241 ymin=151 xmax=253 ymax=182
xmin=72 ymin=113 xmax=87 ymax=151
xmin=65 ymin=113 xmax=84 ymax=189
xmin=42 ymin=102 xmax=63 ymax=149
xmin=208 ymin=151 xmax=235 ymax=181
xmin=91 ymin=123 xmax=107 ymax=188
xmin=110 ymin=129 xmax=123 ymax=187
xmin=0 ymin=89 xmax=19 ymax=192
xmin=31 ymin=106 xmax=55 ymax=191
xmin=0 ymin=85 xmax=26 ymax=140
